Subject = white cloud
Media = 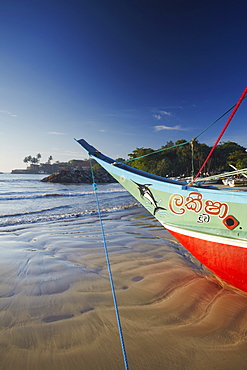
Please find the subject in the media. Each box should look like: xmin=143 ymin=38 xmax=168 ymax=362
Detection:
xmin=0 ymin=110 xmax=17 ymax=117
xmin=154 ymin=125 xmax=186 ymax=131
xmin=46 ymin=131 xmax=66 ymax=135
xmin=153 ymin=110 xmax=172 ymax=120
xmin=159 ymin=110 xmax=172 ymax=116
xmin=153 ymin=114 xmax=162 ymax=120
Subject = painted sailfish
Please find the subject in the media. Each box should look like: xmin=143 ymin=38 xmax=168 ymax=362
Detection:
xmin=133 ymin=181 xmax=166 ymax=215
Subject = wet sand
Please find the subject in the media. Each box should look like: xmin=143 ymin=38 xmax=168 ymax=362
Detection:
xmin=1 ymin=208 xmax=247 ymax=369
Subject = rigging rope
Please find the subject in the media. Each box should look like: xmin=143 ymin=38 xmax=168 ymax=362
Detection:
xmin=89 ymin=159 xmax=129 ymax=370
xmin=124 ymin=140 xmax=189 ymax=163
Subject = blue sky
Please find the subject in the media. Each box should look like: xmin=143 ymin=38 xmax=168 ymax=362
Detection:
xmin=1 ymin=0 xmax=247 ymax=172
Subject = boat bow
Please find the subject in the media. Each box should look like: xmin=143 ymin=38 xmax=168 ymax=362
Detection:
xmin=76 ymin=138 xmax=247 ymax=293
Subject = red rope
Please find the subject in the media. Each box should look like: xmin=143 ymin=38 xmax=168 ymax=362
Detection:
xmin=190 ymin=87 xmax=247 ymax=185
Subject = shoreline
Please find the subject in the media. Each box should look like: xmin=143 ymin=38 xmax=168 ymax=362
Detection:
xmin=1 ymin=208 xmax=247 ymax=369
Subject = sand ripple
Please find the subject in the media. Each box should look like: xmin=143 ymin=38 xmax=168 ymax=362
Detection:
xmin=1 ymin=210 xmax=247 ymax=369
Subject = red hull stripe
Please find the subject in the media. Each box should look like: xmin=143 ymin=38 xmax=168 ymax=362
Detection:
xmin=165 ymin=224 xmax=247 ymax=293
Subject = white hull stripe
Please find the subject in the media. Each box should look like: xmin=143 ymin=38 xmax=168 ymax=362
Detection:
xmin=163 ymin=223 xmax=247 ymax=249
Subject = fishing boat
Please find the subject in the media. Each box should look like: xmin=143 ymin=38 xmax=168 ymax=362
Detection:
xmin=227 ymin=177 xmax=247 ymax=187
xmin=222 ymin=164 xmax=247 ymax=187
xmin=76 ymin=87 xmax=247 ymax=293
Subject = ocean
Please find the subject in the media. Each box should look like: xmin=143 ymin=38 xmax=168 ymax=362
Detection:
xmin=1 ymin=174 xmax=247 ymax=370
xmin=0 ymin=173 xmax=137 ymax=227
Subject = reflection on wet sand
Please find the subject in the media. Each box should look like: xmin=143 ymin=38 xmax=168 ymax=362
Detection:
xmin=1 ymin=209 xmax=247 ymax=369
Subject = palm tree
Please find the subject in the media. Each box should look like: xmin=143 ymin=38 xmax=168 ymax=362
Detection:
xmin=36 ymin=153 xmax=41 ymax=164
xmin=23 ymin=155 xmax=32 ymax=168
xmin=31 ymin=157 xmax=38 ymax=165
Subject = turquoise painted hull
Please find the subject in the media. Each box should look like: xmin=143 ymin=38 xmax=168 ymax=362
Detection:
xmin=77 ymin=139 xmax=247 ymax=293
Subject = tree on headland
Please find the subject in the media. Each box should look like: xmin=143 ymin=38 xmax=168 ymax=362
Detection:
xmin=21 ymin=153 xmax=62 ymax=173
xmin=47 ymin=155 xmax=53 ymax=164
xmin=23 ymin=155 xmax=32 ymax=167
xmin=23 ymin=153 xmax=42 ymax=167
xmin=36 ymin=153 xmax=41 ymax=164
xmin=31 ymin=157 xmax=38 ymax=165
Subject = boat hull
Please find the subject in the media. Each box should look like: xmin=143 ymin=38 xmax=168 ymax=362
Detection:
xmin=165 ymin=225 xmax=247 ymax=292
xmin=76 ymin=139 xmax=247 ymax=293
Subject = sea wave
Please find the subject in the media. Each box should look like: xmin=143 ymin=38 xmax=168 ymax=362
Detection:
xmin=0 ymin=205 xmax=70 ymax=219
xmin=0 ymin=203 xmax=140 ymax=228
xmin=0 ymin=188 xmax=128 ymax=201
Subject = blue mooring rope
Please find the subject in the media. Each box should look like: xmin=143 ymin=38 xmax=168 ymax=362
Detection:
xmin=90 ymin=162 xmax=129 ymax=370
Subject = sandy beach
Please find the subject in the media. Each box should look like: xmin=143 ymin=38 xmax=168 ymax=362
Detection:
xmin=1 ymin=208 xmax=247 ymax=370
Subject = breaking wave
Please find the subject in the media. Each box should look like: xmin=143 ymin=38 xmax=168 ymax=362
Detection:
xmin=0 ymin=188 xmax=127 ymax=201
xmin=0 ymin=202 xmax=140 ymax=228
